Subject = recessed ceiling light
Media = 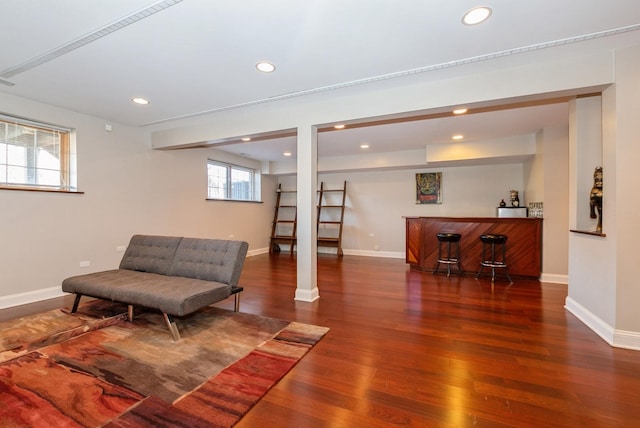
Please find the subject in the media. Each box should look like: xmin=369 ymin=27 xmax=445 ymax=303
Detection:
xmin=256 ymin=61 xmax=276 ymax=73
xmin=283 ymin=151 xmax=292 ymax=157
xmin=241 ymin=137 xmax=251 ymax=142
xmin=360 ymin=144 xmax=370 ymax=149
xmin=132 ymin=97 xmax=149 ymax=105
xmin=452 ymin=134 xmax=464 ymax=140
xmin=462 ymin=6 xmax=492 ymax=25
xmin=334 ymin=124 xmax=345 ymax=129
xmin=453 ymin=108 xmax=468 ymax=115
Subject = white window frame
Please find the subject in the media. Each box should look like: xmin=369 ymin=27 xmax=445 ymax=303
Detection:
xmin=207 ymin=159 xmax=261 ymax=202
xmin=0 ymin=113 xmax=77 ymax=192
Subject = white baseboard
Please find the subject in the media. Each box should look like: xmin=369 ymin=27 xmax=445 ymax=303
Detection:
xmin=341 ymin=249 xmax=404 ymax=259
xmin=294 ymin=287 xmax=320 ymax=302
xmin=318 ymin=247 xmax=404 ymax=258
xmin=0 ymin=286 xmax=67 ymax=310
xmin=565 ymin=296 xmax=640 ymax=351
xmin=247 ymin=247 xmax=270 ymax=257
xmin=540 ymin=273 xmax=568 ymax=284
xmin=260 ymin=245 xmax=405 ymax=259
xmin=612 ymin=329 xmax=640 ymax=351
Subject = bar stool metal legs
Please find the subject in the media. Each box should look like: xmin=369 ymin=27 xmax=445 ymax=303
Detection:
xmin=476 ymin=234 xmax=513 ymax=283
xmin=433 ymin=233 xmax=463 ymax=277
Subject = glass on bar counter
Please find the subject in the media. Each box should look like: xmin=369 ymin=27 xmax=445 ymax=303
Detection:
xmin=528 ymin=202 xmax=543 ymax=218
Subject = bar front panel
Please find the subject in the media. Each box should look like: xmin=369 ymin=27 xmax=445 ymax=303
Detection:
xmin=405 ymin=216 xmax=543 ymax=278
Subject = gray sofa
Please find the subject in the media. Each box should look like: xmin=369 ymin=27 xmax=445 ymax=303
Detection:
xmin=62 ymin=235 xmax=249 ymax=340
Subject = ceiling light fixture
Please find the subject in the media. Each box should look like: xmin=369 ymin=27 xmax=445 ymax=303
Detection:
xmin=453 ymin=108 xmax=468 ymax=115
xmin=132 ymin=97 xmax=150 ymax=105
xmin=452 ymin=134 xmax=464 ymax=140
xmin=360 ymin=144 xmax=370 ymax=149
xmin=283 ymin=151 xmax=292 ymax=157
xmin=241 ymin=137 xmax=251 ymax=142
xmin=334 ymin=124 xmax=345 ymax=129
xmin=256 ymin=61 xmax=276 ymax=73
xmin=462 ymin=6 xmax=492 ymax=25
xmin=146 ymin=23 xmax=640 ymax=126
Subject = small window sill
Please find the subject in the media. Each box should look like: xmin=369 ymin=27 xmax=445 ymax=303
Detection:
xmin=570 ymin=229 xmax=606 ymax=237
xmin=206 ymin=198 xmax=263 ymax=204
xmin=0 ymin=185 xmax=84 ymax=194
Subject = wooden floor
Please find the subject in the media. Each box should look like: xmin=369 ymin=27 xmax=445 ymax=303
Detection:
xmin=3 ymin=253 xmax=640 ymax=427
xmin=233 ymin=254 xmax=640 ymax=427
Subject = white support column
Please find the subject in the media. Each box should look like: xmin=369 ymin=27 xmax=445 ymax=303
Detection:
xmin=295 ymin=125 xmax=319 ymax=302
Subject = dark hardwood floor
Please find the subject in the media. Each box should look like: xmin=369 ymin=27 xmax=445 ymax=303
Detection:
xmin=233 ymin=254 xmax=640 ymax=427
xmin=2 ymin=253 xmax=639 ymax=427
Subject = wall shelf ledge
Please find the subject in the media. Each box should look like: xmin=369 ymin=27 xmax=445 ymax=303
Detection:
xmin=570 ymin=229 xmax=606 ymax=237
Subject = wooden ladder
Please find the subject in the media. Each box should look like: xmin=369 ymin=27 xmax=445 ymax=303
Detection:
xmin=317 ymin=181 xmax=347 ymax=256
xmin=270 ymin=183 xmax=297 ymax=253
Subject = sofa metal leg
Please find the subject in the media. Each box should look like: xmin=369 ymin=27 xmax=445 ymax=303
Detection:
xmin=162 ymin=313 xmax=181 ymax=341
xmin=127 ymin=305 xmax=134 ymax=322
xmin=71 ymin=294 xmax=82 ymax=313
xmin=234 ymin=293 xmax=241 ymax=312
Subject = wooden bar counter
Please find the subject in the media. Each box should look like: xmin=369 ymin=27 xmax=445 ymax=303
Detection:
xmin=406 ymin=216 xmax=543 ymax=278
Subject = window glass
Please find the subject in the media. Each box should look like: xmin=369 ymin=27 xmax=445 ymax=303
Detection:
xmin=207 ymin=163 xmax=227 ymax=199
xmin=207 ymin=160 xmax=259 ymax=201
xmin=231 ymin=167 xmax=252 ymax=200
xmin=0 ymin=116 xmax=74 ymax=191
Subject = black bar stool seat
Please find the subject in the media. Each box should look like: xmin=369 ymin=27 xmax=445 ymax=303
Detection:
xmin=476 ymin=234 xmax=513 ymax=283
xmin=433 ymin=232 xmax=463 ymax=277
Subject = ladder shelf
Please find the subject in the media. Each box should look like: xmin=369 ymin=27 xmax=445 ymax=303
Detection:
xmin=269 ymin=184 xmax=297 ymax=254
xmin=270 ymin=181 xmax=347 ymax=255
xmin=317 ymin=181 xmax=347 ymax=256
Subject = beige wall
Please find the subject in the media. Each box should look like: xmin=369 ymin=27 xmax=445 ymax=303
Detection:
xmin=524 ymin=132 xmax=545 ymax=204
xmin=613 ymin=45 xmax=640 ymax=338
xmin=277 ymin=146 xmax=569 ymax=281
xmin=0 ymin=92 xmax=276 ymax=307
xmin=565 ymin=45 xmax=640 ymax=348
xmin=279 ymin=164 xmax=524 ymax=256
xmin=523 ymin=125 xmax=570 ymax=280
xmin=2 ymin=42 xmax=639 ymax=349
xmin=540 ymin=126 xmax=570 ymax=280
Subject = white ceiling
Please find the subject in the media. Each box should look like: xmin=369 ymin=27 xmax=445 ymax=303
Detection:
xmin=219 ymin=101 xmax=571 ymax=161
xmin=2 ymin=0 xmax=640 ymax=161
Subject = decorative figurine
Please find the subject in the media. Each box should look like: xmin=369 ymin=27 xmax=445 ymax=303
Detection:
xmin=590 ymin=166 xmax=603 ymax=232
xmin=510 ymin=190 xmax=520 ymax=207
xmin=499 ymin=199 xmax=506 ymax=207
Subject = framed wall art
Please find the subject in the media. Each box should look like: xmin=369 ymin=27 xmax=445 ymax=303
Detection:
xmin=416 ymin=172 xmax=442 ymax=204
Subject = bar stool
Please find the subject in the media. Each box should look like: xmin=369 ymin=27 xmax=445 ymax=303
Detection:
xmin=476 ymin=234 xmax=513 ymax=283
xmin=433 ymin=233 xmax=463 ymax=277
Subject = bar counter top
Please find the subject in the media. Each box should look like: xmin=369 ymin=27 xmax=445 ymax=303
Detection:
xmin=405 ymin=216 xmax=543 ymax=278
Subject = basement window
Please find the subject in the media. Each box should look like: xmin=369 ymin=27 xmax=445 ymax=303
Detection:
xmin=207 ymin=160 xmax=261 ymax=202
xmin=0 ymin=114 xmax=76 ymax=192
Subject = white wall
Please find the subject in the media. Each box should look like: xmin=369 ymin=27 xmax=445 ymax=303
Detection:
xmin=522 ymin=125 xmax=570 ymax=281
xmin=4 ymin=42 xmax=639 ymax=350
xmin=0 ymin=93 xmax=276 ymax=308
xmin=566 ymin=96 xmax=617 ymax=342
xmin=570 ymin=97 xmax=603 ymax=231
xmin=276 ymin=156 xmax=568 ymax=279
xmin=524 ymin=132 xmax=545 ymax=204
xmin=566 ymin=45 xmax=640 ymax=349
xmin=540 ymin=126 xmax=570 ymax=280
xmin=277 ymin=163 xmax=524 ymax=256
xmin=613 ymin=45 xmax=640 ymax=340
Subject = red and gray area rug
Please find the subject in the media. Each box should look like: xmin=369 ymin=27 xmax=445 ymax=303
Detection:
xmin=0 ymin=300 xmax=329 ymax=427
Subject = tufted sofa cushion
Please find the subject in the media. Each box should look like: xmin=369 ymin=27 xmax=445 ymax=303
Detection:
xmin=119 ymin=235 xmax=182 ymax=275
xmin=168 ymin=238 xmax=248 ymax=286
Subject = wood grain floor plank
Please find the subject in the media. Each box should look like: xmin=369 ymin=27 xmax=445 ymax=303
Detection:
xmin=4 ymin=253 xmax=639 ymax=427
xmin=233 ymin=254 xmax=640 ymax=427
